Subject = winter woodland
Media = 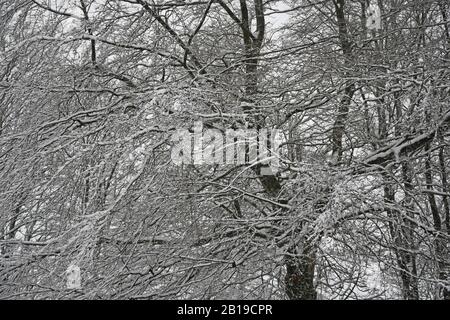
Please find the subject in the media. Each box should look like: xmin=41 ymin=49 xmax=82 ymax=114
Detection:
xmin=0 ymin=0 xmax=449 ymax=300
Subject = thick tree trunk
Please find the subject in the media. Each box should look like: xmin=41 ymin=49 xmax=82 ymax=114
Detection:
xmin=424 ymin=146 xmax=449 ymax=299
xmin=238 ymin=0 xmax=318 ymax=300
xmin=284 ymin=243 xmax=317 ymax=300
xmin=384 ymin=180 xmax=419 ymax=300
xmin=330 ymin=0 xmax=355 ymax=164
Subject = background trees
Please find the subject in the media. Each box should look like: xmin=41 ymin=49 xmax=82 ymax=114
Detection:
xmin=0 ymin=0 xmax=449 ymax=299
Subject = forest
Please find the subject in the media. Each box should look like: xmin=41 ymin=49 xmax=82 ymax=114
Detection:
xmin=0 ymin=0 xmax=449 ymax=300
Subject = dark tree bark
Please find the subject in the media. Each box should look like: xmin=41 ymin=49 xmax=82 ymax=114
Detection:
xmin=284 ymin=242 xmax=317 ymax=300
xmin=330 ymin=0 xmax=356 ymax=164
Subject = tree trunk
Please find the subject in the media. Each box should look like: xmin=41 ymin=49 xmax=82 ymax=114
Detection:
xmin=284 ymin=242 xmax=317 ymax=300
